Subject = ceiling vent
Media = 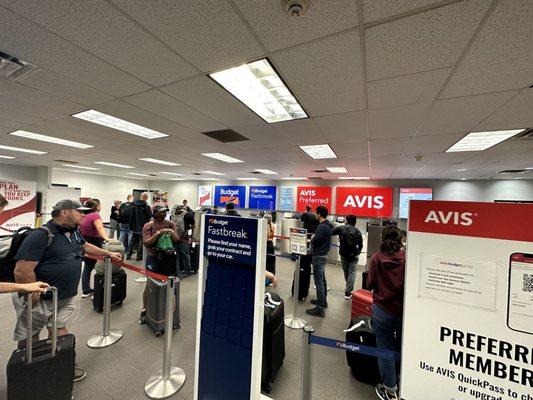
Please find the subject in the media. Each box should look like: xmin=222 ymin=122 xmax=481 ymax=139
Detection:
xmin=148 ymin=173 xmax=158 ymax=176
xmin=0 ymin=50 xmax=37 ymax=81
xmin=192 ymin=172 xmax=202 ymax=175
xmin=249 ymin=171 xmax=261 ymax=174
xmin=54 ymin=159 xmax=79 ymax=164
xmin=498 ymin=169 xmax=530 ymax=175
xmin=312 ymin=169 xmax=328 ymax=173
xmin=306 ymin=176 xmax=322 ymax=180
xmin=510 ymin=128 xmax=533 ymax=141
xmin=201 ymin=129 xmax=249 ymax=143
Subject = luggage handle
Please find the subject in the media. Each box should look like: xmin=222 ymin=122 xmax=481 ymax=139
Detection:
xmin=344 ymin=319 xmax=366 ymax=333
xmin=25 ymin=286 xmax=58 ymax=363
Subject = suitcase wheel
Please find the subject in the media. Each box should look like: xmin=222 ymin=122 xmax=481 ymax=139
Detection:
xmin=173 ymin=323 xmax=181 ymax=330
xmin=117 ymin=301 xmax=123 ymax=306
xmin=155 ymin=330 xmax=163 ymax=337
xmin=263 ymin=384 xmax=272 ymax=394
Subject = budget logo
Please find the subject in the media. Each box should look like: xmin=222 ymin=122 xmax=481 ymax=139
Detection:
xmin=424 ymin=211 xmax=474 ymax=226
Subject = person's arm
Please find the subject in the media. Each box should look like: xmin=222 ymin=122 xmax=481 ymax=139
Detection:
xmin=13 ymin=230 xmax=48 ymax=288
xmin=366 ymin=255 xmax=378 ymax=290
xmin=169 ymin=223 xmax=179 ymax=243
xmin=93 ymin=217 xmax=110 ymax=241
xmin=83 ymin=242 xmax=122 ymax=262
xmin=265 ymin=271 xmax=278 ymax=288
xmin=356 ymin=231 xmax=363 ymax=254
xmin=332 ymin=226 xmax=342 ymax=236
xmin=310 ymin=225 xmax=325 ymax=247
xmin=0 ymin=281 xmax=49 ymax=294
xmin=142 ymin=224 xmax=164 ymax=248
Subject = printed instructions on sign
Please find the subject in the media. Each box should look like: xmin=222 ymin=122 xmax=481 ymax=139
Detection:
xmin=419 ymin=253 xmax=497 ymax=310
xmin=206 ymin=237 xmax=252 ymax=261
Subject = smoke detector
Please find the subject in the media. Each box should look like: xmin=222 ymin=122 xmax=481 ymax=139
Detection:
xmin=414 ymin=154 xmax=424 ymax=162
xmin=281 ymin=0 xmax=311 ymax=17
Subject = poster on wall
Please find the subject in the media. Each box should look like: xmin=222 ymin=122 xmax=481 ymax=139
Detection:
xmin=279 ymin=186 xmax=294 ymax=211
xmin=198 ymin=185 xmax=213 ymax=206
xmin=335 ymin=187 xmax=393 ymax=217
xmin=401 ymin=200 xmax=533 ymax=400
xmin=214 ymin=185 xmax=247 ymax=208
xmin=0 ymin=179 xmax=37 ymax=234
xmin=399 ymin=187 xmax=433 ymax=218
xmin=296 ymin=186 xmax=332 ymax=212
xmin=248 ymin=186 xmax=276 ymax=210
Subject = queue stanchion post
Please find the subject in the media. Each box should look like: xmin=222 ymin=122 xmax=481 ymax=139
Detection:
xmin=284 ymin=255 xmax=307 ymax=329
xmin=87 ymin=257 xmax=123 ymax=348
xmin=301 ymin=325 xmax=315 ymax=400
xmin=134 ymin=244 xmax=148 ymax=283
xmin=144 ymin=276 xmax=186 ymax=399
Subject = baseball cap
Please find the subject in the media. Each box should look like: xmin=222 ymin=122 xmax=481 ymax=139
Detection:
xmin=53 ymin=199 xmax=91 ymax=212
xmin=153 ymin=205 xmax=169 ymax=213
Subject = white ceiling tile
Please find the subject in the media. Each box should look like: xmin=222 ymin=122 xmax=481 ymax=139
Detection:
xmin=418 ymin=91 xmax=518 ymax=136
xmin=111 ymin=0 xmax=263 ymax=72
xmin=272 ymin=31 xmax=364 ymax=116
xmin=272 ymin=119 xmax=326 ymax=145
xmin=234 ymin=0 xmax=358 ymax=51
xmin=363 ymin=0 xmax=443 ymax=23
xmin=161 ymin=76 xmax=263 ymax=128
xmin=474 ymin=90 xmax=533 ymax=132
xmin=0 ymin=5 xmax=148 ymax=97
xmin=330 ymin=141 xmax=369 ymax=158
xmin=441 ymin=0 xmax=533 ymax=98
xmin=367 ymin=68 xmax=451 ymax=109
xmin=1 ymin=0 xmax=197 ymax=86
xmin=124 ymin=90 xmax=226 ymax=132
xmin=314 ymin=111 xmax=367 ymax=143
xmin=365 ymin=0 xmax=490 ymax=81
xmin=405 ymin=133 xmax=465 ymax=154
xmin=368 ymin=102 xmax=431 ymax=139
xmin=230 ymin=125 xmax=290 ymax=150
xmin=370 ymin=138 xmax=411 ymax=155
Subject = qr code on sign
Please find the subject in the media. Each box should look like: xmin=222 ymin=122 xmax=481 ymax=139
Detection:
xmin=523 ymin=274 xmax=533 ymax=293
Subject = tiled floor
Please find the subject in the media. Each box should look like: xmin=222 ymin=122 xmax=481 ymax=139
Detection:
xmin=0 ymin=256 xmax=376 ymax=400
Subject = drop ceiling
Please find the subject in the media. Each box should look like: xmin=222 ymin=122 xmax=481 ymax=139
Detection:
xmin=0 ymin=0 xmax=531 ymax=181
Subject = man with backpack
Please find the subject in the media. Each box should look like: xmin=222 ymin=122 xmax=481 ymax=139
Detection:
xmin=332 ymin=215 xmax=363 ymax=299
xmin=11 ymin=199 xmax=122 ymax=381
xmin=171 ymin=205 xmax=195 ymax=276
xmin=118 ymin=194 xmax=133 ymax=250
xmin=126 ymin=192 xmax=152 ymax=261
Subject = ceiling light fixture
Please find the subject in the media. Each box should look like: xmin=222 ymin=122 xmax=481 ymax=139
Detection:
xmin=254 ymin=169 xmax=278 ymax=175
xmin=236 ymin=177 xmax=258 ymax=181
xmin=299 ymin=144 xmax=337 ymax=160
xmin=195 ymin=177 xmax=219 ymax=181
xmin=94 ymin=161 xmax=134 ymax=169
xmin=62 ymin=164 xmax=100 ymax=171
xmin=9 ymin=130 xmax=93 ymax=149
xmin=138 ymin=158 xmax=180 ymax=166
xmin=55 ymin=168 xmax=101 ymax=175
xmin=282 ymin=177 xmax=308 ymax=180
xmin=200 ymin=170 xmax=226 ymax=176
xmin=446 ymin=129 xmax=525 ymax=152
xmin=209 ymin=58 xmax=307 ymax=123
xmin=127 ymin=173 xmax=151 ymax=177
xmin=0 ymin=144 xmax=47 ymax=154
xmin=326 ymin=167 xmax=348 ymax=173
xmin=0 ymin=155 xmax=16 ymax=159
xmin=457 ymin=168 xmax=468 ymax=172
xmin=72 ymin=109 xmax=168 ymax=139
xmin=202 ymin=153 xmax=244 ymax=163
xmin=338 ymin=176 xmax=371 ymax=180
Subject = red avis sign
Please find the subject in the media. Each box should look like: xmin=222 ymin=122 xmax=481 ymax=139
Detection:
xmin=409 ymin=200 xmax=533 ymax=242
xmin=296 ymin=186 xmax=332 ymax=212
xmin=335 ymin=187 xmax=393 ymax=217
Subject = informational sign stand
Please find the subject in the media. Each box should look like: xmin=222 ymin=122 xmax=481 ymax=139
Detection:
xmin=194 ymin=215 xmax=267 ymax=400
xmin=401 ymin=200 xmax=533 ymax=400
xmin=285 ymin=228 xmax=307 ymax=330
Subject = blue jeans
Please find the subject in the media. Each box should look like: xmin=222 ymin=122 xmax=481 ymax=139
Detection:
xmin=341 ymin=255 xmax=358 ymax=294
xmin=311 ymin=255 xmax=328 ymax=308
xmin=174 ymin=241 xmax=191 ymax=275
xmin=119 ymin=224 xmax=129 ymax=248
xmin=372 ymin=304 xmax=402 ymax=392
xmin=127 ymin=232 xmax=143 ymax=260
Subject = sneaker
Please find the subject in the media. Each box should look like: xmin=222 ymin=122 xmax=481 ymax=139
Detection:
xmin=310 ymin=299 xmax=328 ymax=308
xmin=375 ymin=384 xmax=398 ymax=400
xmin=138 ymin=309 xmax=147 ymax=324
xmin=305 ymin=307 xmax=325 ymax=317
xmin=81 ymin=290 xmax=94 ymax=298
xmin=344 ymin=292 xmax=352 ymax=300
xmin=73 ymin=364 xmax=86 ymax=382
xmin=313 ymin=285 xmax=331 ymax=291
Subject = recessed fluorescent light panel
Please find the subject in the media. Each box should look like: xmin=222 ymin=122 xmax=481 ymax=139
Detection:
xmin=200 ymin=170 xmax=226 ymax=176
xmin=9 ymin=130 xmax=93 ymax=149
xmin=159 ymin=172 xmax=182 ymax=176
xmin=55 ymin=168 xmax=101 ymax=175
xmin=446 ymin=129 xmax=525 ymax=152
xmin=254 ymin=169 xmax=278 ymax=175
xmin=195 ymin=178 xmax=219 ymax=181
xmin=299 ymin=144 xmax=337 ymax=160
xmin=209 ymin=58 xmax=307 ymax=123
xmin=128 ymin=173 xmax=151 ymax=177
xmin=0 ymin=155 xmax=15 ymax=159
xmin=94 ymin=161 xmax=134 ymax=169
xmin=326 ymin=167 xmax=348 ymax=173
xmin=282 ymin=177 xmax=307 ymax=180
xmin=62 ymin=164 xmax=100 ymax=171
xmin=72 ymin=109 xmax=168 ymax=139
xmin=138 ymin=158 xmax=180 ymax=166
xmin=338 ymin=176 xmax=371 ymax=180
xmin=202 ymin=153 xmax=244 ymax=163
xmin=0 ymin=144 xmax=47 ymax=154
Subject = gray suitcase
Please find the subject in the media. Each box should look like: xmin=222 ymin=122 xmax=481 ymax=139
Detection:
xmin=146 ymin=277 xmax=181 ymax=336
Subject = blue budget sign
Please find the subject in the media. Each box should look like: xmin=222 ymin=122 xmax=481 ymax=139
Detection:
xmin=214 ymin=185 xmax=246 ymax=208
xmin=203 ymin=215 xmax=258 ymax=265
xmin=248 ymin=185 xmax=277 ymax=210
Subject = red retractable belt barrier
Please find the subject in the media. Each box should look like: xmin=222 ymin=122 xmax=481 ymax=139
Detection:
xmin=85 ymin=255 xmax=169 ymax=282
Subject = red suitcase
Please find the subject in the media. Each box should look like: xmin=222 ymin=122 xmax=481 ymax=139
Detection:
xmin=351 ymin=289 xmax=373 ymax=318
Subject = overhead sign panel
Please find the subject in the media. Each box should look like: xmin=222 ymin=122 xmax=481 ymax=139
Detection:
xmin=214 ymin=185 xmax=246 ymax=208
xmin=248 ymin=186 xmax=277 ymax=210
xmin=296 ymin=186 xmax=332 ymax=212
xmin=279 ymin=186 xmax=294 ymax=211
xmin=198 ymin=185 xmax=213 ymax=206
xmin=335 ymin=187 xmax=393 ymax=217
xmin=399 ymin=187 xmax=433 ymax=218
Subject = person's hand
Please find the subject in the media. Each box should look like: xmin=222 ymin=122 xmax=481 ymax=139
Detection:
xmin=19 ymin=281 xmax=50 ymax=293
xmin=270 ymin=275 xmax=279 ymax=289
xmin=108 ymin=252 xmax=123 ymax=262
xmin=30 ymin=291 xmax=41 ymax=305
xmin=162 ymin=228 xmax=173 ymax=234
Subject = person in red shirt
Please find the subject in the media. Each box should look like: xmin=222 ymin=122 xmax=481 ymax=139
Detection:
xmin=367 ymin=226 xmax=405 ymax=400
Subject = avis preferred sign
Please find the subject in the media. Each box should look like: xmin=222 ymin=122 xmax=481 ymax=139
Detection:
xmin=335 ymin=187 xmax=393 ymax=217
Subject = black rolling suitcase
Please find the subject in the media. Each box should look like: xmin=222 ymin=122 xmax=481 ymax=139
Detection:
xmin=93 ymin=269 xmax=127 ymax=312
xmin=189 ymin=243 xmax=199 ymax=273
xmin=7 ymin=288 xmax=75 ymax=400
xmin=146 ymin=277 xmax=181 ymax=336
xmin=262 ymin=292 xmax=285 ymax=393
xmin=291 ymin=254 xmax=312 ymax=301
xmin=345 ymin=316 xmax=381 ymax=384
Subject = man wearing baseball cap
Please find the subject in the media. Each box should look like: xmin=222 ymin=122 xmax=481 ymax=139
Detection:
xmin=12 ymin=199 xmax=123 ymax=382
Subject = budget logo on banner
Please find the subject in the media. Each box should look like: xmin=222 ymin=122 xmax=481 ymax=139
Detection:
xmin=296 ymin=186 xmax=332 ymax=212
xmin=198 ymin=185 xmax=213 ymax=206
xmin=248 ymin=186 xmax=277 ymax=210
xmin=214 ymin=185 xmax=246 ymax=207
xmin=335 ymin=187 xmax=393 ymax=217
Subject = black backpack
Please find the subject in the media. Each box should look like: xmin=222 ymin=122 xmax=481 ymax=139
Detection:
xmin=0 ymin=226 xmax=54 ymax=282
xmin=118 ymin=202 xmax=131 ymax=224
